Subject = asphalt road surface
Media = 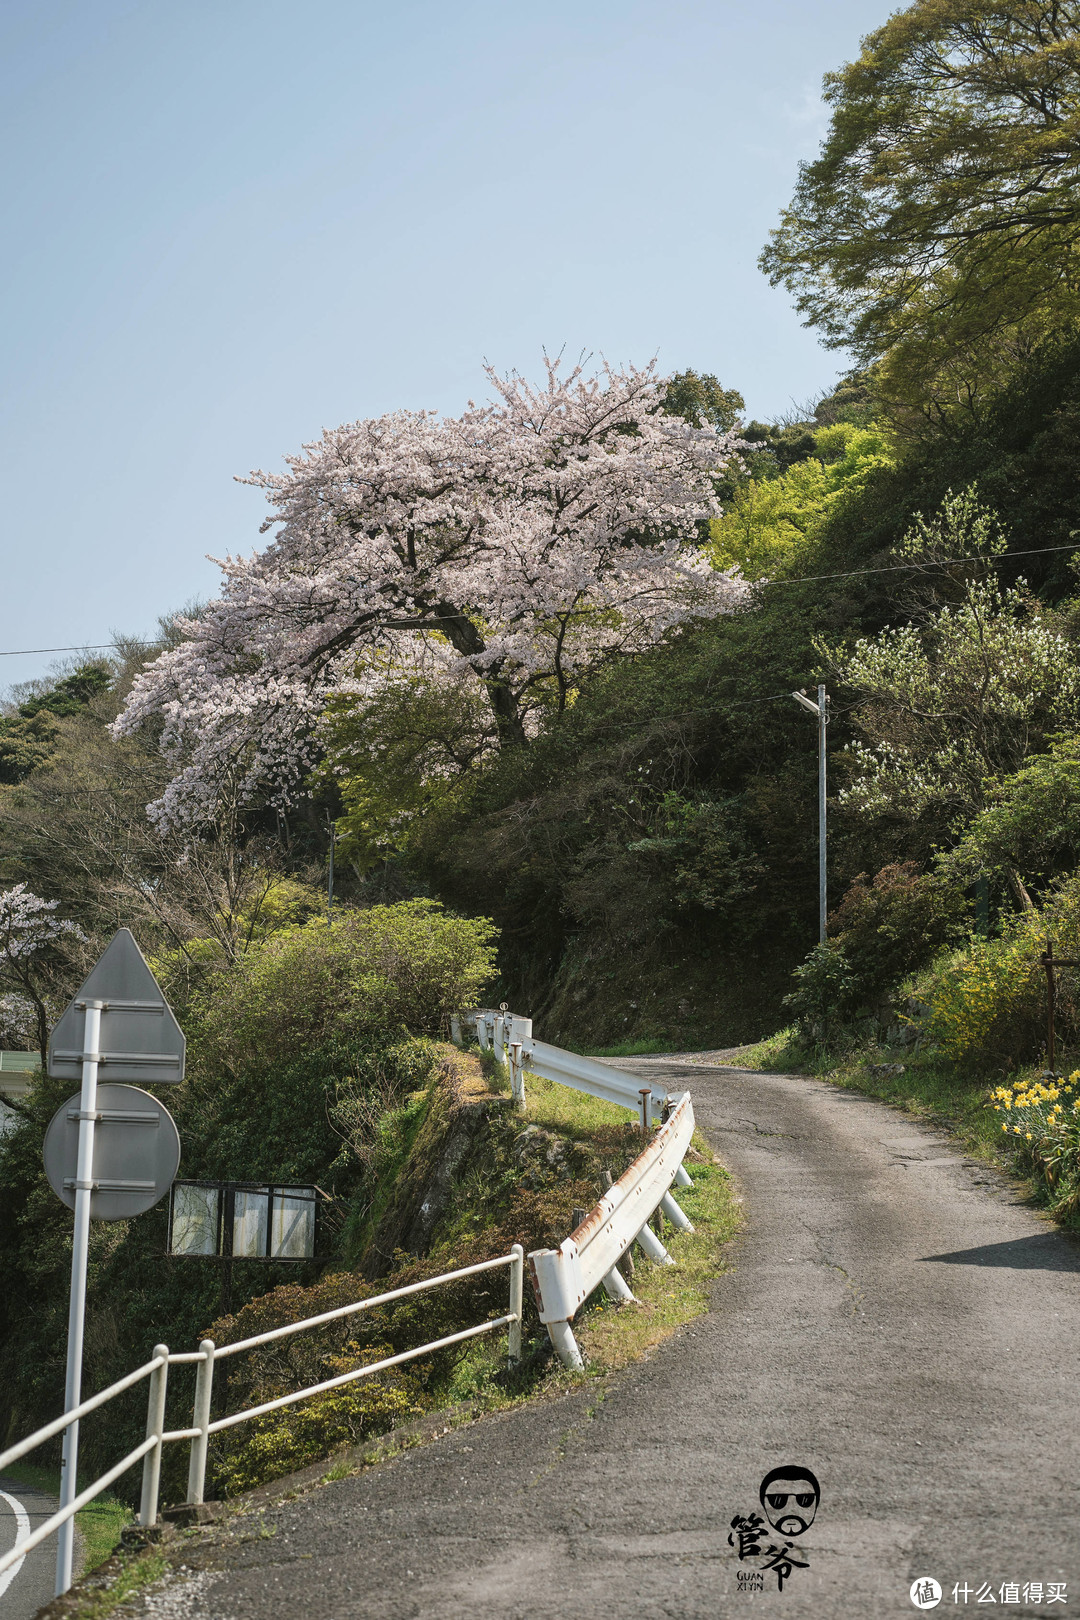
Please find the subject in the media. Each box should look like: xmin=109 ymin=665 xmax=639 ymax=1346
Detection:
xmin=0 ymin=1473 xmax=60 ymax=1620
xmin=109 ymin=1062 xmax=1080 ymax=1619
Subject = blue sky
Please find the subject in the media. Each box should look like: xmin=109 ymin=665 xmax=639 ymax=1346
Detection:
xmin=1 ymin=0 xmax=896 ymax=691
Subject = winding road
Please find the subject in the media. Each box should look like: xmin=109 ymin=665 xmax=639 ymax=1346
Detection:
xmin=98 ymin=1061 xmax=1080 ymax=1618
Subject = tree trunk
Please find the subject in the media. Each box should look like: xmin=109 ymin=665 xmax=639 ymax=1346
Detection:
xmin=1004 ymin=865 xmax=1035 ymax=913
xmin=484 ymin=676 xmax=527 ymax=748
xmin=435 ymin=602 xmax=528 ymax=749
xmin=32 ymin=990 xmax=48 ymax=1075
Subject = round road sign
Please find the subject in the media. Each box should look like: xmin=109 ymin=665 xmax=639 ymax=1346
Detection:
xmin=43 ymin=1083 xmax=181 ymax=1220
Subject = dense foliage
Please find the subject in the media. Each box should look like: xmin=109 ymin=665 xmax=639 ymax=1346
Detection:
xmin=189 ymin=900 xmax=497 ymax=1078
xmin=761 ymin=0 xmax=1080 ymax=420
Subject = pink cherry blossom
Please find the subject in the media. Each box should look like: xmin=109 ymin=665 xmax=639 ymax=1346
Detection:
xmin=0 ymin=884 xmax=85 ymax=961
xmin=115 ymin=357 xmax=748 ymax=828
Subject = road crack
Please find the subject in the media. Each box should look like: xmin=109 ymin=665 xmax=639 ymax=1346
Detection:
xmin=814 ymin=1251 xmax=864 ymax=1316
xmin=716 ymin=1117 xmax=805 ymax=1140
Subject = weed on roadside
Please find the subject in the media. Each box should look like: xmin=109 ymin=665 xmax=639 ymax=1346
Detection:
xmin=42 ymin=1547 xmax=168 ymax=1620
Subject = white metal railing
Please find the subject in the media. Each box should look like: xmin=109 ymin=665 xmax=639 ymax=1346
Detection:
xmin=528 ymin=1093 xmax=696 ymax=1368
xmin=461 ymin=1008 xmax=669 ymax=1120
xmin=0 ymin=1247 xmax=524 ymax=1586
xmin=455 ymin=1010 xmax=698 ymax=1369
xmin=180 ymin=1248 xmax=524 ymax=1505
xmin=0 ymin=1350 xmax=167 ymax=1580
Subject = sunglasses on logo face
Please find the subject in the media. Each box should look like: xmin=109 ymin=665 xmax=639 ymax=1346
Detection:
xmin=766 ymin=1492 xmax=816 ymax=1509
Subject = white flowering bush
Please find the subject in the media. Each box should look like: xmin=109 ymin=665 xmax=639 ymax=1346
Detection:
xmin=0 ymin=884 xmax=86 ymax=1066
xmin=839 ymin=579 xmax=1080 ymax=822
xmin=831 ymin=488 xmax=1080 ymax=852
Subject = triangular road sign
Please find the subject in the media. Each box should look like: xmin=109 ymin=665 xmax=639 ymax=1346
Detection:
xmin=48 ymin=928 xmax=185 ymax=1084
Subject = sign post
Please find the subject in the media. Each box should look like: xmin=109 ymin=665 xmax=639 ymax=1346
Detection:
xmin=54 ymin=999 xmax=101 ymax=1596
xmin=45 ymin=930 xmax=185 ymax=1596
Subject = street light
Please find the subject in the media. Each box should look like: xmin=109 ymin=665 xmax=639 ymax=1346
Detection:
xmin=792 ymin=684 xmax=829 ymax=944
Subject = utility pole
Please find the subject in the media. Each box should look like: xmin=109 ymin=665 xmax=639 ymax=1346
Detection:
xmin=792 ymin=684 xmax=829 ymax=944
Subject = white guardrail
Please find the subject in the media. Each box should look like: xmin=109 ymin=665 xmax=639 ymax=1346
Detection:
xmin=454 ymin=1008 xmax=697 ymax=1368
xmin=0 ymin=1249 xmax=524 ymax=1590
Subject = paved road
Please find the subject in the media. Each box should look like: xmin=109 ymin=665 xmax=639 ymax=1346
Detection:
xmin=0 ymin=1474 xmax=60 ymax=1620
xmin=113 ymin=1063 xmax=1080 ymax=1619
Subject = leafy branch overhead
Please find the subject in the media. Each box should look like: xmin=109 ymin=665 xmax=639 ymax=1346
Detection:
xmin=760 ymin=0 xmax=1080 ymax=415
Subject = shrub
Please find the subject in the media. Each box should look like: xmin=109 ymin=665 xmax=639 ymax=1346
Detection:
xmin=193 ymin=899 xmax=497 ymax=1076
xmin=211 ymin=1370 xmax=425 ymax=1497
xmin=784 ymin=863 xmax=967 ymax=1036
xmin=178 ymin=1035 xmax=442 ymax=1193
xmin=783 ymin=941 xmax=865 ymax=1038
xmin=918 ymin=934 xmax=1045 ymax=1069
xmin=204 ymin=1270 xmax=438 ymax=1495
xmin=201 ymin=1257 xmax=510 ymax=1496
xmin=916 ymin=871 xmax=1080 ymax=1069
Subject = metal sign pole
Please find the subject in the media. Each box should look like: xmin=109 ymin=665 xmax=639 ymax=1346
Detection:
xmin=55 ymin=999 xmax=102 ymax=1596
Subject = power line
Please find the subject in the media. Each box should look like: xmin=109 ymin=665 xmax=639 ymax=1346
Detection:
xmin=0 ymin=642 xmax=163 ymax=659
xmin=1 ymin=541 xmax=1076 ymax=658
xmin=754 ymin=541 xmax=1079 ymax=589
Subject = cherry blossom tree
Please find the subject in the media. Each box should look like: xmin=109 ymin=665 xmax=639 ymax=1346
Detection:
xmin=0 ymin=884 xmax=86 ymax=1069
xmin=114 ymin=359 xmax=748 ymax=829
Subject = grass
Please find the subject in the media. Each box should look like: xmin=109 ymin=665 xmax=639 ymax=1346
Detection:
xmin=0 ymin=1459 xmax=133 ymax=1573
xmin=50 ymin=1546 xmax=169 ymax=1620
xmin=577 ymin=1149 xmax=740 ymax=1368
xmin=518 ymin=1066 xmax=640 ymax=1136
xmin=580 ymin=1038 xmax=681 ymax=1058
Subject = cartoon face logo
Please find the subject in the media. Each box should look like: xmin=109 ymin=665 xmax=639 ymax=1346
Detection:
xmin=758 ymin=1466 xmax=821 ymax=1538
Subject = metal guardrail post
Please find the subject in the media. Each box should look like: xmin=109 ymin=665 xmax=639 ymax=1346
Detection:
xmin=138 ymin=1345 xmax=169 ymax=1527
xmin=660 ymin=1192 xmax=694 ymax=1232
xmin=186 ymin=1340 xmax=216 ymax=1505
xmin=674 ymin=1163 xmax=694 ymax=1188
xmin=638 ymin=1087 xmax=651 ymax=1133
xmin=546 ymin=1320 xmax=584 ymax=1371
xmin=602 ymin=1266 xmax=635 ymax=1303
xmin=508 ymin=1245 xmax=524 ymax=1364
xmin=509 ymin=1041 xmax=525 ymax=1107
xmin=635 ymin=1222 xmax=674 ymax=1266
